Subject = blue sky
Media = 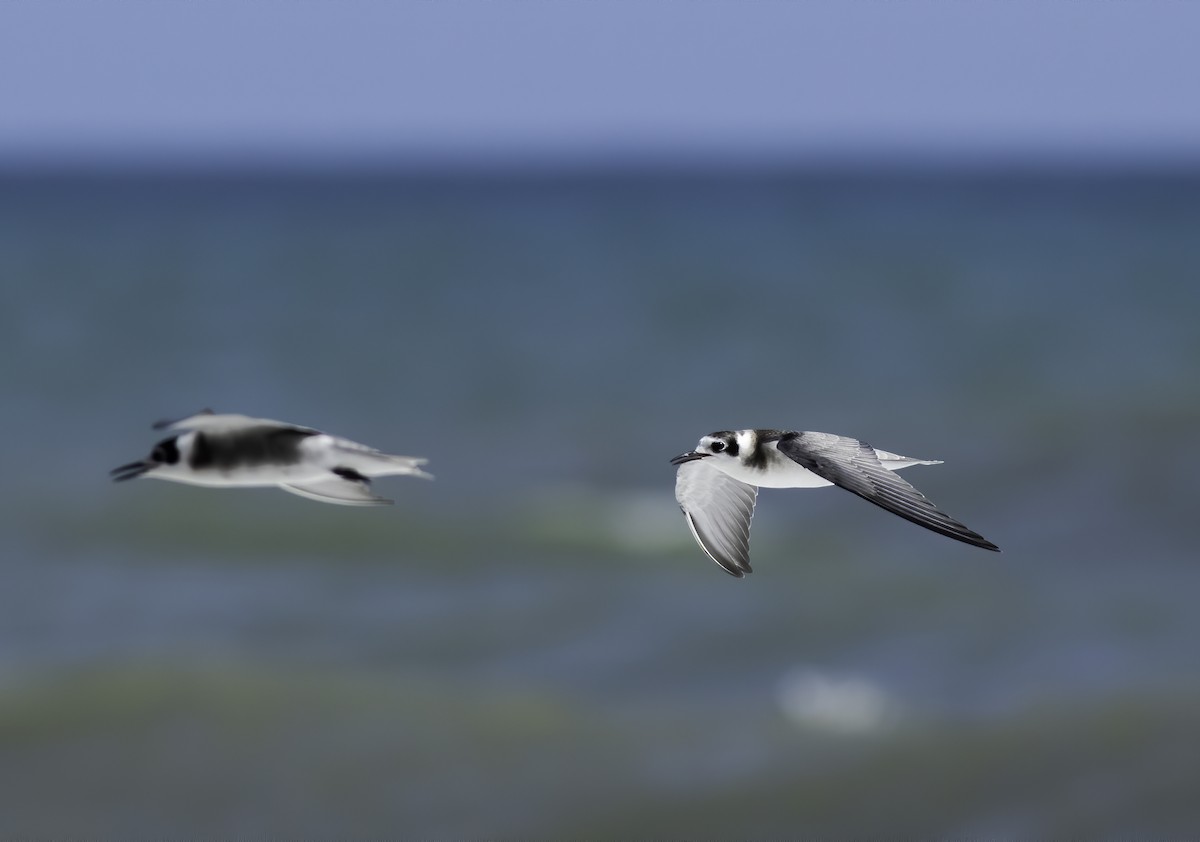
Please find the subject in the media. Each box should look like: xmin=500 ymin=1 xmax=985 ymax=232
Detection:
xmin=2 ymin=1 xmax=1198 ymax=166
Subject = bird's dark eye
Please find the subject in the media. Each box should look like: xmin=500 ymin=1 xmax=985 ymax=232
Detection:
xmin=710 ymin=441 xmax=726 ymax=453
xmin=151 ymin=437 xmax=180 ymax=464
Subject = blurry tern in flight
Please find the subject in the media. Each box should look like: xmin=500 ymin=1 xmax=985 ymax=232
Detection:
xmin=112 ymin=410 xmax=431 ymax=505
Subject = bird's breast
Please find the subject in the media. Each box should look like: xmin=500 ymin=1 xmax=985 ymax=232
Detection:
xmin=160 ymin=461 xmax=329 ymax=487
xmin=723 ymin=450 xmax=835 ymax=489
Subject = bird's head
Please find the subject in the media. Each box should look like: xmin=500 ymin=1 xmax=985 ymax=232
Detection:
xmin=670 ymin=430 xmax=747 ymax=466
xmin=110 ymin=434 xmax=184 ymax=482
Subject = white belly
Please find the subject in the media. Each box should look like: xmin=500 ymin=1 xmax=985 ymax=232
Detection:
xmin=718 ymin=457 xmax=835 ymax=489
xmin=154 ymin=462 xmax=330 ymax=487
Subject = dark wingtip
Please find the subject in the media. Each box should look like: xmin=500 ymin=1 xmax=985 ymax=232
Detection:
xmin=945 ymin=529 xmax=1001 ymax=552
xmin=959 ymin=528 xmax=1001 ymax=552
xmin=955 ymin=533 xmax=1000 ymax=552
xmin=153 ymin=408 xmax=215 ymax=429
xmin=716 ymin=558 xmax=752 ymax=578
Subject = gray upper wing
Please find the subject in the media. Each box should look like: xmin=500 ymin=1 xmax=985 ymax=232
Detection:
xmin=674 ymin=459 xmax=760 ymax=577
xmin=153 ymin=411 xmax=318 ymax=434
xmin=776 ymin=432 xmax=999 ymax=551
xmin=153 ymin=409 xmax=216 ymax=430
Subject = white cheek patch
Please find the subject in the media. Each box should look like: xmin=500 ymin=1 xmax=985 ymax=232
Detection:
xmin=735 ymin=430 xmax=757 ymax=456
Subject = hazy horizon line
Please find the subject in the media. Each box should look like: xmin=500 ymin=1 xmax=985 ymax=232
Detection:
xmin=4 ymin=142 xmax=1200 ymax=179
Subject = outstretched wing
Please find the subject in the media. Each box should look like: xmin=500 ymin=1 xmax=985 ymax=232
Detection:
xmin=153 ymin=410 xmax=318 ymax=435
xmin=776 ymin=432 xmax=999 ymax=551
xmin=322 ymin=437 xmax=434 ymax=479
xmin=279 ymin=474 xmax=392 ymax=506
xmin=674 ymin=459 xmax=759 ymax=577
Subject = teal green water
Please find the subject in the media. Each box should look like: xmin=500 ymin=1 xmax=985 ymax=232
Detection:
xmin=2 ymin=170 xmax=1199 ymax=836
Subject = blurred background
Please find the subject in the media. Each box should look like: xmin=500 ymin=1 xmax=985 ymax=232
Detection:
xmin=2 ymin=2 xmax=1199 ymax=837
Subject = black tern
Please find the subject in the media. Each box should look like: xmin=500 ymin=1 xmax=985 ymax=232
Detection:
xmin=671 ymin=429 xmax=999 ymax=577
xmin=112 ymin=410 xmax=431 ymax=505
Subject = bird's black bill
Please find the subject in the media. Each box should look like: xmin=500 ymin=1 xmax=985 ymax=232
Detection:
xmin=110 ymin=460 xmax=152 ymax=482
xmin=670 ymin=451 xmax=709 ymax=466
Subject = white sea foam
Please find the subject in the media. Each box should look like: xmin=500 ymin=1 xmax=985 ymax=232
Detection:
xmin=777 ymin=668 xmax=893 ymax=734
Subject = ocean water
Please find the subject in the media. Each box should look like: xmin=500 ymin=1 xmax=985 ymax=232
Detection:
xmin=2 ymin=168 xmax=1199 ymax=837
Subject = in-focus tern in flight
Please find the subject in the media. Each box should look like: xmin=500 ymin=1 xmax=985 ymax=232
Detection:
xmin=671 ymin=429 xmax=999 ymax=577
xmin=112 ymin=410 xmax=431 ymax=505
